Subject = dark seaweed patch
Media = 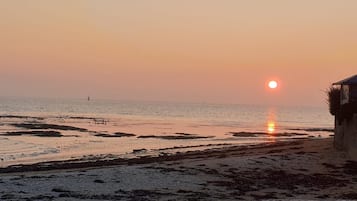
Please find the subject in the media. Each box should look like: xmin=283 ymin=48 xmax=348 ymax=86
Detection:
xmin=289 ymin=128 xmax=334 ymax=133
xmin=11 ymin=123 xmax=87 ymax=132
xmin=338 ymin=192 xmax=357 ymax=199
xmin=230 ymin=132 xmax=262 ymax=137
xmin=175 ymin=132 xmax=199 ymax=136
xmin=95 ymin=132 xmax=136 ymax=138
xmin=0 ymin=115 xmax=44 ymax=120
xmin=137 ymin=135 xmax=213 ymax=140
xmin=230 ymin=132 xmax=308 ymax=137
xmin=343 ymin=160 xmax=357 ymax=175
xmin=4 ymin=131 xmax=63 ymax=137
xmin=208 ymin=169 xmax=348 ymax=196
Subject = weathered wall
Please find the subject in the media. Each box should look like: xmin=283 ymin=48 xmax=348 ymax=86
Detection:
xmin=334 ymin=114 xmax=357 ymax=157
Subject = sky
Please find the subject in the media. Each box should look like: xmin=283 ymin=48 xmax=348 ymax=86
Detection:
xmin=1 ymin=0 xmax=356 ymax=106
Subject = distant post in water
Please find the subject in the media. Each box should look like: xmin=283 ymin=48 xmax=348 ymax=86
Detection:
xmin=330 ymin=74 xmax=357 ymax=156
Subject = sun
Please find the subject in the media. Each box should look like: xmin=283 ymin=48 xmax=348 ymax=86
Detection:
xmin=268 ymin=80 xmax=278 ymax=89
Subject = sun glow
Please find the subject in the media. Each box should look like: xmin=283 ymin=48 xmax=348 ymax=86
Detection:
xmin=268 ymin=80 xmax=278 ymax=89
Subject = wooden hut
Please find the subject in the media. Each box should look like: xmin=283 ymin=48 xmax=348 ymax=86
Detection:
xmin=332 ymin=74 xmax=357 ymax=155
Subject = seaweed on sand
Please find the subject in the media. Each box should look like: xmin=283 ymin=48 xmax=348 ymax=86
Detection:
xmin=10 ymin=123 xmax=88 ymax=132
xmin=137 ymin=134 xmax=213 ymax=140
xmin=4 ymin=131 xmax=63 ymax=137
xmin=95 ymin=132 xmax=136 ymax=138
xmin=230 ymin=132 xmax=308 ymax=137
xmin=0 ymin=115 xmax=44 ymax=120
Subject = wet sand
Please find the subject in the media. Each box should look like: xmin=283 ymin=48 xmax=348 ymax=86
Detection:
xmin=0 ymin=138 xmax=356 ymax=200
xmin=1 ymin=114 xmax=333 ymax=167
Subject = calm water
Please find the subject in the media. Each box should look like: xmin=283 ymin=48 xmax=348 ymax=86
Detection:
xmin=0 ymin=97 xmax=333 ymax=131
xmin=0 ymin=97 xmax=334 ymax=167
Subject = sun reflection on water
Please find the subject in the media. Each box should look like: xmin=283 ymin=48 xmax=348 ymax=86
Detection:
xmin=267 ymin=121 xmax=275 ymax=134
xmin=266 ymin=108 xmax=277 ymax=135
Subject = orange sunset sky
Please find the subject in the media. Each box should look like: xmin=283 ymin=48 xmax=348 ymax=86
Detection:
xmin=1 ymin=0 xmax=356 ymax=106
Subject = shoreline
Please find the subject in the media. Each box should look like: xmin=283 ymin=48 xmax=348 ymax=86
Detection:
xmin=0 ymin=138 xmax=306 ymax=174
xmin=0 ymin=114 xmax=334 ymax=168
xmin=1 ymin=137 xmax=357 ymax=200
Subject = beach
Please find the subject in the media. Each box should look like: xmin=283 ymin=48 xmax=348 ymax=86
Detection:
xmin=2 ymin=0 xmax=356 ymax=200
xmin=0 ymin=100 xmax=345 ymax=200
xmin=0 ymin=101 xmax=333 ymax=168
xmin=1 ymin=137 xmax=356 ymax=200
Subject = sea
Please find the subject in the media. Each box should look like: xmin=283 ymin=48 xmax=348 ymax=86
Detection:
xmin=0 ymin=97 xmax=334 ymax=167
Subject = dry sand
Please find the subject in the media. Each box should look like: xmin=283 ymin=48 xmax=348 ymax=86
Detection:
xmin=0 ymin=138 xmax=356 ymax=200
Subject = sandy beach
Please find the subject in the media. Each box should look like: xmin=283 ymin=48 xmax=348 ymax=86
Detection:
xmin=2 ymin=0 xmax=357 ymax=200
xmin=0 ymin=137 xmax=356 ymax=200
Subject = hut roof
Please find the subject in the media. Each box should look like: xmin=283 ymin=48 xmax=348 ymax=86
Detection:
xmin=333 ymin=74 xmax=357 ymax=85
